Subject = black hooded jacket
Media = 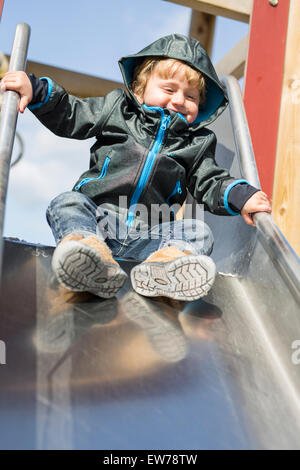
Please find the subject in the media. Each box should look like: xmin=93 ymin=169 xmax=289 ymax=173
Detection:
xmin=28 ymin=34 xmax=258 ymax=227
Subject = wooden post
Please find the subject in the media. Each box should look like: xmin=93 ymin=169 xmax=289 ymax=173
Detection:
xmin=189 ymin=10 xmax=216 ymax=56
xmin=272 ymin=0 xmax=300 ymax=255
xmin=243 ymin=0 xmax=290 ymax=199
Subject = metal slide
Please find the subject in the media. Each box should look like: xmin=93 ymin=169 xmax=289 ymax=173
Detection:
xmin=0 ymin=30 xmax=300 ymax=450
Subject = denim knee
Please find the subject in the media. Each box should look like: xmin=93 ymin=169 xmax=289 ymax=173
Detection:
xmin=187 ymin=219 xmax=214 ymax=255
xmin=47 ymin=190 xmax=97 ymax=213
xmin=159 ymin=218 xmax=214 ymax=256
xmin=46 ymin=191 xmax=98 ymax=243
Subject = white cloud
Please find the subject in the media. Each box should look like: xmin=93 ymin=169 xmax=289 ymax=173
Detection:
xmin=9 ymin=113 xmax=92 ymax=195
xmin=5 ymin=110 xmax=93 ymax=243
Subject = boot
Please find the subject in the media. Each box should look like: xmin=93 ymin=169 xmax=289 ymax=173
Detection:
xmin=121 ymin=291 xmax=188 ymax=363
xmin=130 ymin=245 xmax=216 ymax=301
xmin=51 ymin=233 xmax=127 ymax=299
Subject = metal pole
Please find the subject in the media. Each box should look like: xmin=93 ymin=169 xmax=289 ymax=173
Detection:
xmin=221 ymin=75 xmax=261 ymax=189
xmin=221 ymin=74 xmax=300 ymax=300
xmin=0 ymin=23 xmax=30 ymax=275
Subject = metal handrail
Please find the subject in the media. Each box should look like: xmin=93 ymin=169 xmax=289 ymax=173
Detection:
xmin=0 ymin=23 xmax=30 ymax=275
xmin=221 ymin=75 xmax=300 ymax=300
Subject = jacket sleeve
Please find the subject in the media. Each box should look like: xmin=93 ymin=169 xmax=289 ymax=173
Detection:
xmin=28 ymin=77 xmax=122 ymax=140
xmin=186 ymin=130 xmax=259 ymax=216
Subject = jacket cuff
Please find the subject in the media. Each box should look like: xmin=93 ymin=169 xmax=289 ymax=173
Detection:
xmin=227 ymin=182 xmax=260 ymax=213
xmin=27 ymin=74 xmax=53 ymax=110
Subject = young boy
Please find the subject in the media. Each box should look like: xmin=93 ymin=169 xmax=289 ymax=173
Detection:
xmin=1 ymin=34 xmax=271 ymax=301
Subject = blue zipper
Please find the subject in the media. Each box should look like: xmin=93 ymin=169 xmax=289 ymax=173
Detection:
xmin=126 ymin=107 xmax=171 ymax=227
xmin=166 ymin=180 xmax=182 ymax=216
xmin=166 ymin=180 xmax=182 ymax=206
xmin=74 ymin=156 xmax=111 ymax=191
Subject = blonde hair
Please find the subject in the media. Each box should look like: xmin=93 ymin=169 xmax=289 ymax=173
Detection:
xmin=131 ymin=57 xmax=206 ymax=104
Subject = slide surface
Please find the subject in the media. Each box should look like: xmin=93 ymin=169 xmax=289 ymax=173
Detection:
xmin=0 ymin=108 xmax=299 ymax=450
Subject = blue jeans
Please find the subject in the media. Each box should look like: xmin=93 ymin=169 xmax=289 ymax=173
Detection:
xmin=46 ymin=191 xmax=214 ymax=262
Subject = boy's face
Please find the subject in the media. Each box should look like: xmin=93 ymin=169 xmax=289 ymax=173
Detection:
xmin=135 ymin=67 xmax=200 ymax=124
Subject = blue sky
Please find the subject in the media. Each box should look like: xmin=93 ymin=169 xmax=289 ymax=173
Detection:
xmin=0 ymin=0 xmax=248 ymax=245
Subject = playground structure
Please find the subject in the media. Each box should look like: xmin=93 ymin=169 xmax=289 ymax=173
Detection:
xmin=1 ymin=0 xmax=299 ymax=255
xmin=0 ymin=0 xmax=299 ymax=450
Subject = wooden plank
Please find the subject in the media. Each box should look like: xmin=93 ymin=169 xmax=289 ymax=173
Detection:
xmin=3 ymin=56 xmax=124 ymax=97
xmin=164 ymin=0 xmax=252 ymax=23
xmin=272 ymin=0 xmax=300 ymax=256
xmin=189 ymin=10 xmax=216 ymax=56
xmin=243 ymin=0 xmax=290 ymax=199
xmin=0 ymin=53 xmax=9 ymax=78
xmin=215 ymin=34 xmax=248 ymax=79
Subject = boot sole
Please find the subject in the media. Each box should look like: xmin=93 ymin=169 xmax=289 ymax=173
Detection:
xmin=130 ymin=254 xmax=216 ymax=301
xmin=121 ymin=292 xmax=188 ymax=362
xmin=52 ymin=241 xmax=128 ymax=299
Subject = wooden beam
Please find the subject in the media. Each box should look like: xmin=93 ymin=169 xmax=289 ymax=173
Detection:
xmin=272 ymin=0 xmax=300 ymax=256
xmin=164 ymin=0 xmax=252 ymax=23
xmin=3 ymin=55 xmax=124 ymax=97
xmin=214 ymin=34 xmax=248 ymax=79
xmin=23 ymin=59 xmax=124 ymax=97
xmin=189 ymin=10 xmax=216 ymax=56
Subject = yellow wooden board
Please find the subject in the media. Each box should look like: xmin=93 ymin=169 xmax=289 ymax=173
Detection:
xmin=272 ymin=0 xmax=300 ymax=255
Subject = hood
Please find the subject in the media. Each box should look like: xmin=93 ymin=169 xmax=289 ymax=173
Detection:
xmin=118 ymin=33 xmax=228 ymax=127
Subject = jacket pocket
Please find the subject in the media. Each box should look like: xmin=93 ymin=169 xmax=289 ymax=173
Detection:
xmin=74 ymin=156 xmax=111 ymax=191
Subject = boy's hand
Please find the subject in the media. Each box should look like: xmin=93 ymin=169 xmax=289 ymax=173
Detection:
xmin=0 ymin=71 xmax=33 ymax=113
xmin=241 ymin=190 xmax=272 ymax=226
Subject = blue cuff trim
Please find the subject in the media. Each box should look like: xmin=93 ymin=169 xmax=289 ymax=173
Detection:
xmin=28 ymin=77 xmax=53 ymax=110
xmin=224 ymin=179 xmax=249 ymax=216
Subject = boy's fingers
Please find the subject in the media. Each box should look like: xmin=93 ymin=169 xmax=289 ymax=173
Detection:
xmin=1 ymin=79 xmax=18 ymax=92
xmin=256 ymin=191 xmax=270 ymax=202
xmin=19 ymin=96 xmax=29 ymax=113
xmin=242 ymin=212 xmax=255 ymax=226
xmin=259 ymin=201 xmax=272 ymax=212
